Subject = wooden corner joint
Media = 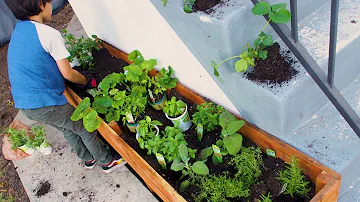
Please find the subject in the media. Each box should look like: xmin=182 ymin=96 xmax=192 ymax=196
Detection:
xmin=312 ymin=171 xmax=340 ymax=202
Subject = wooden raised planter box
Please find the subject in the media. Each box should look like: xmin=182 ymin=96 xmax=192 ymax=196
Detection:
xmin=64 ymin=41 xmax=341 ymax=202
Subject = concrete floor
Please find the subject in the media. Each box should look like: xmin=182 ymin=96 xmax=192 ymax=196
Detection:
xmin=11 ymin=15 xmax=158 ymax=202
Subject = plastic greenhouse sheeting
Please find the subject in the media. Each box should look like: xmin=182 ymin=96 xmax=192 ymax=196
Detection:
xmin=0 ymin=0 xmax=68 ymax=47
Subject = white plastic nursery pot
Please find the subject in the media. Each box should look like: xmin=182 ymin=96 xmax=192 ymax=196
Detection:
xmin=36 ymin=140 xmax=52 ymax=155
xmin=165 ymin=104 xmax=192 ymax=132
xmin=136 ymin=125 xmax=160 ymax=140
xmin=69 ymin=57 xmax=80 ymax=68
xmin=18 ymin=145 xmax=35 ymax=155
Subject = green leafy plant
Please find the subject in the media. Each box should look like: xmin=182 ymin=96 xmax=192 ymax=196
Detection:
xmin=29 ymin=126 xmax=46 ymax=148
xmin=218 ymin=111 xmax=244 ymax=155
xmin=137 ymin=116 xmax=162 ymax=149
xmin=229 ymin=147 xmax=263 ymax=188
xmin=195 ymin=174 xmax=250 ymax=202
xmin=192 ymin=102 xmax=225 ymax=133
xmin=277 ymin=155 xmax=311 ymax=198
xmin=7 ymin=128 xmax=29 ymax=149
xmin=171 ymin=144 xmax=207 ymax=192
xmin=61 ymin=29 xmax=101 ymax=70
xmin=259 ymin=193 xmax=272 ymax=202
xmin=163 ymin=96 xmax=186 ymax=118
xmin=160 ymin=0 xmax=196 ymax=13
xmin=70 ymin=97 xmax=102 ymax=132
xmin=212 ymin=2 xmax=291 ymax=76
xmin=156 ymin=66 xmax=178 ymax=89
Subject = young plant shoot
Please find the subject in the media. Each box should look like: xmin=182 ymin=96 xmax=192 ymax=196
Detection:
xmin=277 ymin=155 xmax=311 ymax=198
xmin=212 ymin=2 xmax=291 ymax=76
xmin=259 ymin=193 xmax=273 ymax=202
xmin=7 ymin=128 xmax=29 ymax=149
xmin=170 ymin=144 xmax=207 ymax=192
xmin=29 ymin=126 xmax=46 ymax=148
xmin=219 ymin=111 xmax=244 ymax=155
xmin=137 ymin=116 xmax=162 ymax=149
xmin=163 ymin=97 xmax=186 ymax=118
xmin=160 ymin=0 xmax=196 ymax=13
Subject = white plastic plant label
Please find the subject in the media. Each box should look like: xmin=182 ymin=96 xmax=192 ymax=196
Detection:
xmin=148 ymin=89 xmax=155 ymax=102
xmin=212 ymin=144 xmax=223 ymax=163
xmin=125 ymin=112 xmax=134 ymax=124
xmin=156 ymin=153 xmax=166 ymax=169
xmin=196 ymin=123 xmax=204 ymax=141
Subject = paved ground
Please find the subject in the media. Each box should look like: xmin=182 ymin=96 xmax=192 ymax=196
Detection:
xmin=10 ymin=15 xmax=158 ymax=202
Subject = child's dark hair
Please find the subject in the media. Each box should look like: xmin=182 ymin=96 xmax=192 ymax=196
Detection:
xmin=5 ymin=0 xmax=52 ymax=21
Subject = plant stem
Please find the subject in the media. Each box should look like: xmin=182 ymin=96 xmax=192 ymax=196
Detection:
xmin=217 ymin=56 xmax=241 ymax=68
xmin=260 ymin=19 xmax=271 ymax=33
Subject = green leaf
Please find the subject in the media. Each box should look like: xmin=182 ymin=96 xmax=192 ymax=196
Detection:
xmin=199 ymin=147 xmax=213 ymax=161
xmin=141 ymin=59 xmax=157 ymax=71
xmin=179 ymin=180 xmax=190 ymax=192
xmin=83 ymin=109 xmax=101 ymax=132
xmin=223 ymin=134 xmax=243 ymax=155
xmin=212 ymin=154 xmax=220 ymax=165
xmin=184 ymin=4 xmax=193 ymax=13
xmin=225 ymin=120 xmax=245 ymax=135
xmin=216 ymin=140 xmax=224 ymax=147
xmin=262 ymin=34 xmax=273 ymax=46
xmin=219 ymin=111 xmax=236 ymax=128
xmin=161 ymin=0 xmax=168 ymax=6
xmin=252 ymin=2 xmax=271 ymax=15
xmin=254 ymin=38 xmax=261 ymax=49
xmin=235 ymin=59 xmax=248 ymax=72
xmin=211 ymin=61 xmax=219 ymax=77
xmin=191 ymin=161 xmax=209 ymax=175
xmin=258 ymin=50 xmax=268 ymax=59
xmin=271 ymin=3 xmax=287 ymax=12
xmin=128 ymin=50 xmax=144 ymax=64
xmin=124 ymin=65 xmax=142 ymax=82
xmin=269 ymin=8 xmax=291 ymax=24
xmin=71 ymin=97 xmax=90 ymax=121
xmin=179 ymin=144 xmax=189 ymax=163
xmin=171 ymin=158 xmax=185 ymax=171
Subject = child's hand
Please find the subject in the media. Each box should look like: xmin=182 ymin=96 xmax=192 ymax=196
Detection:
xmin=2 ymin=135 xmax=30 ymax=160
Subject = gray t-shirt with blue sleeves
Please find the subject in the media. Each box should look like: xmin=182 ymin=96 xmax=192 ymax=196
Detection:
xmin=8 ymin=20 xmax=70 ymax=109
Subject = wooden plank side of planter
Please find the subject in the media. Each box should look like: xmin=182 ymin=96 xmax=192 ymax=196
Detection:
xmin=65 ymin=41 xmax=341 ymax=201
xmin=64 ymin=86 xmax=186 ymax=202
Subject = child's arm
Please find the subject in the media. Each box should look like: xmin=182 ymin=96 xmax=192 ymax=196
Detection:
xmin=56 ymin=58 xmax=87 ymax=85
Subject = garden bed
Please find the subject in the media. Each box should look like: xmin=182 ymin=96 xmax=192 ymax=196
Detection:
xmin=64 ymin=40 xmax=341 ymax=202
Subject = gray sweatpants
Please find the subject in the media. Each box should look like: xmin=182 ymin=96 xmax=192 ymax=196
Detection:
xmin=21 ymin=103 xmax=112 ymax=164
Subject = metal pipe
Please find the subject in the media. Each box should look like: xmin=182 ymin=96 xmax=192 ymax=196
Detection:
xmin=290 ymin=0 xmax=299 ymax=42
xmin=327 ymin=0 xmax=340 ymax=87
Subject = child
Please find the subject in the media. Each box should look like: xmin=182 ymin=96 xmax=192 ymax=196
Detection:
xmin=4 ymin=0 xmax=125 ymax=173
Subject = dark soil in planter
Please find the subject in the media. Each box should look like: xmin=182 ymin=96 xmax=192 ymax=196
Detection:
xmin=195 ymin=0 xmax=220 ymax=11
xmin=245 ymin=43 xmax=299 ymax=85
xmin=72 ymin=48 xmax=314 ymax=202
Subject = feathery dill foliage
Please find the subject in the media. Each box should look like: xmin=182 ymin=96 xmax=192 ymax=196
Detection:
xmin=276 ymin=155 xmax=311 ymax=198
xmin=229 ymin=146 xmax=264 ymax=187
xmin=195 ymin=174 xmax=250 ymax=202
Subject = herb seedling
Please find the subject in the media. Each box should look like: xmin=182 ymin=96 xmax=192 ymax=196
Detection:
xmin=229 ymin=147 xmax=263 ymax=188
xmin=218 ymin=111 xmax=245 ymax=155
xmin=29 ymin=126 xmax=46 ymax=148
xmin=61 ymin=29 xmax=101 ymax=70
xmin=7 ymin=128 xmax=29 ymax=149
xmin=71 ymin=97 xmax=102 ymax=132
xmin=192 ymin=102 xmax=225 ymax=141
xmin=137 ymin=116 xmax=162 ymax=149
xmin=212 ymin=2 xmax=291 ymax=76
xmin=259 ymin=193 xmax=272 ymax=202
xmin=277 ymin=155 xmax=311 ymax=198
xmin=171 ymin=144 xmax=207 ymax=192
xmin=163 ymin=97 xmax=186 ymax=118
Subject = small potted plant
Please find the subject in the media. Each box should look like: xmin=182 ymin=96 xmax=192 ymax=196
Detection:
xmin=148 ymin=66 xmax=178 ymax=110
xmin=30 ymin=126 xmax=52 ymax=155
xmin=123 ymin=92 xmax=147 ymax=133
xmin=163 ymin=96 xmax=192 ymax=131
xmin=136 ymin=116 xmax=162 ymax=148
xmin=7 ymin=128 xmax=35 ymax=155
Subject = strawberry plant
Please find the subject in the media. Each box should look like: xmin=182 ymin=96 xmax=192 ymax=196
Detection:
xmin=277 ymin=155 xmax=311 ymax=198
xmin=61 ymin=29 xmax=101 ymax=70
xmin=137 ymin=116 xmax=162 ymax=149
xmin=212 ymin=2 xmax=291 ymax=76
xmin=160 ymin=0 xmax=196 ymax=13
xmin=7 ymin=128 xmax=29 ymax=149
xmin=170 ymin=144 xmax=208 ymax=192
xmin=163 ymin=97 xmax=186 ymax=118
xmin=71 ymin=97 xmax=102 ymax=132
xmin=148 ymin=66 xmax=178 ymax=103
